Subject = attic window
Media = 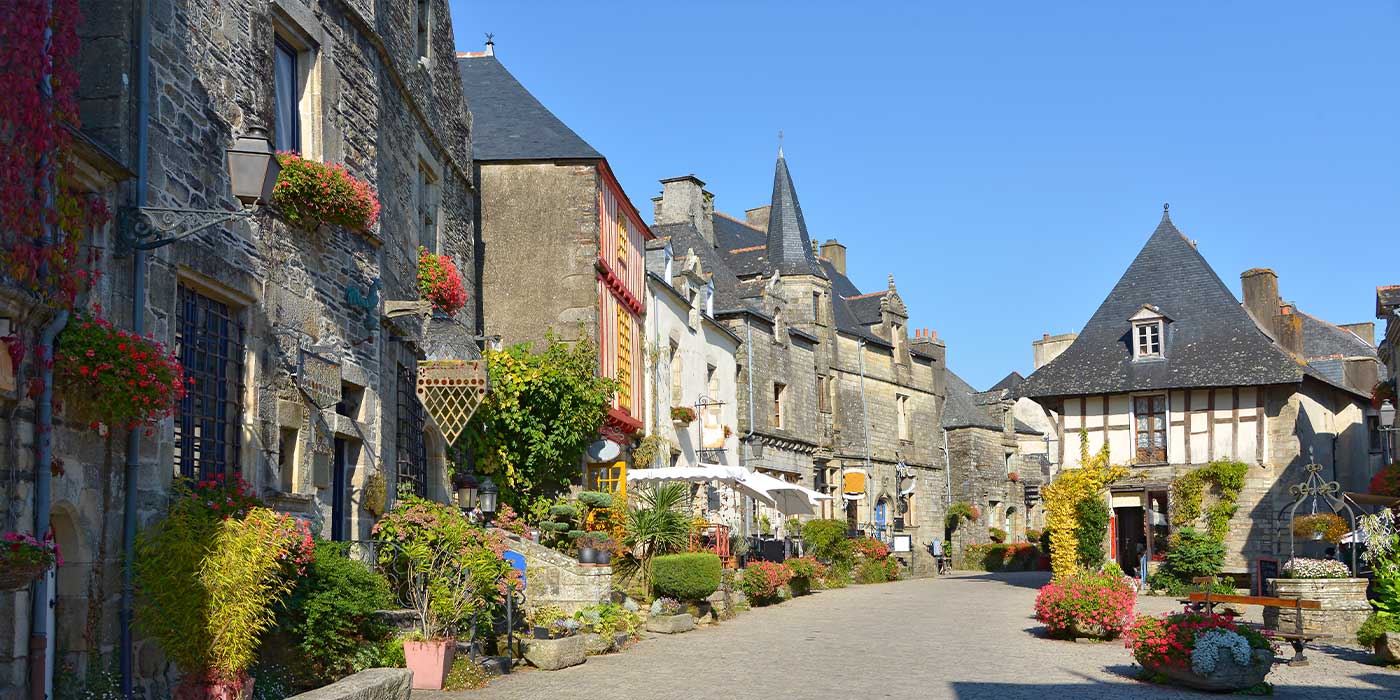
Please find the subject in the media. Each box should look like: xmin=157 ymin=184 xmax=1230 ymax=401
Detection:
xmin=663 ymin=243 xmax=674 ymax=280
xmin=705 ymin=281 xmax=714 ymax=316
xmin=1129 ymin=305 xmax=1168 ymax=360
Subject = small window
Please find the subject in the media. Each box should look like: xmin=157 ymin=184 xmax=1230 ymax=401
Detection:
xmin=812 ymin=292 xmax=821 ymax=323
xmin=416 ymin=0 xmax=431 ymax=60
xmin=273 ymin=38 xmax=300 ymax=152
xmin=705 ymin=282 xmax=715 ymax=316
xmin=669 ymin=342 xmax=682 ymax=404
xmin=663 ymin=243 xmax=674 ymax=280
xmin=1135 ymin=321 xmax=1162 ymax=358
xmin=896 ymin=394 xmax=910 ymax=441
xmin=617 ymin=214 xmax=628 ymax=263
xmin=773 ymin=383 xmax=786 ymax=429
xmin=417 ymin=159 xmax=440 ymax=253
xmin=1134 ymin=395 xmax=1167 ymax=463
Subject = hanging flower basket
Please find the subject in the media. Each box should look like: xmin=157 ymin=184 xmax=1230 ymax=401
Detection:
xmin=671 ymin=406 xmax=696 ymax=425
xmin=1008 ymin=472 xmax=1020 ymax=482
xmin=417 ymin=248 xmax=468 ymax=316
xmin=1 ymin=532 xmax=61 ymax=591
xmin=272 ymin=153 xmax=380 ymax=231
xmin=1291 ymin=513 xmax=1347 ymax=544
xmin=54 ymin=312 xmax=185 ymax=430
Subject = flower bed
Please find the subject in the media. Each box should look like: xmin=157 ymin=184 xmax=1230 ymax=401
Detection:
xmin=1281 ymin=557 xmax=1349 ymax=579
xmin=738 ymin=561 xmax=791 ymax=605
xmin=1127 ymin=612 xmax=1274 ymax=691
xmin=1033 ymin=570 xmax=1135 ymax=639
xmin=273 ymin=153 xmax=380 ymax=231
xmin=417 ymin=248 xmax=468 ymax=316
xmin=55 ymin=312 xmax=185 ymax=429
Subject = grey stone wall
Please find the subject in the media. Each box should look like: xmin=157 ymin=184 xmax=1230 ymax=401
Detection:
xmin=947 ymin=426 xmax=1027 ymax=550
xmin=509 ymin=535 xmax=612 ymax=615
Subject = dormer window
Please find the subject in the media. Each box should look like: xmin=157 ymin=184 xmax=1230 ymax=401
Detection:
xmin=663 ymin=242 xmax=674 ymax=280
xmin=1128 ymin=305 xmax=1170 ymax=360
xmin=704 ymin=281 xmax=714 ymax=316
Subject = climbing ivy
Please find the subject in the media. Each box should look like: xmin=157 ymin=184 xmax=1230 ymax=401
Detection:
xmin=1169 ymin=460 xmax=1248 ymax=543
xmin=1041 ymin=431 xmax=1127 ymax=580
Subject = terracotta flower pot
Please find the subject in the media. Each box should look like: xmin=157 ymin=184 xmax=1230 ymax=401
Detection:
xmin=404 ymin=638 xmax=455 ymax=690
xmin=172 ymin=670 xmax=253 ymax=700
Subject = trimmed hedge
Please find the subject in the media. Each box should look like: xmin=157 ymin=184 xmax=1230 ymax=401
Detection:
xmin=650 ymin=552 xmax=722 ymax=601
xmin=801 ymin=519 xmax=854 ymax=566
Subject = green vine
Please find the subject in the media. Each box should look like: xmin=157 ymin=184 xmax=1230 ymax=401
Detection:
xmin=631 ymin=433 xmax=676 ymax=469
xmin=1170 ymin=460 xmax=1247 ymax=542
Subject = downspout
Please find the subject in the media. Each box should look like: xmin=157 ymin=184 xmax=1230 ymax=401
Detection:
xmin=744 ymin=323 xmax=753 ymax=537
xmin=122 ymin=1 xmax=153 ymax=697
xmin=30 ymin=3 xmax=65 ymax=697
xmin=942 ymin=427 xmax=951 ymax=507
xmin=857 ymin=338 xmax=871 ymax=531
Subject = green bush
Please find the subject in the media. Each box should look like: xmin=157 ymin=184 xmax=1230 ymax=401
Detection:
xmin=822 ymin=563 xmax=851 ymax=589
xmin=854 ymin=557 xmax=899 ymax=584
xmin=575 ymin=491 xmax=613 ymax=510
xmin=1075 ymin=497 xmax=1110 ymax=569
xmin=1358 ymin=612 xmax=1400 ymax=647
xmin=988 ymin=527 xmax=1007 ymax=544
xmin=802 ymin=519 xmax=854 ymax=567
xmin=1146 ymin=527 xmax=1227 ymax=594
xmin=650 ymin=552 xmax=722 ymax=601
xmin=280 ymin=541 xmax=393 ymax=685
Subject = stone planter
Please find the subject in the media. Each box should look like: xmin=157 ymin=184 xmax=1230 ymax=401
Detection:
xmin=403 ymin=638 xmax=454 ymax=690
xmin=580 ymin=632 xmax=610 ymax=656
xmin=523 ymin=635 xmax=587 ymax=670
xmin=1145 ymin=649 xmax=1273 ymax=692
xmin=1265 ymin=578 xmax=1372 ymax=639
xmin=1376 ymin=632 xmax=1400 ymax=664
xmin=1065 ymin=619 xmax=1116 ymax=641
xmin=645 ymin=613 xmax=696 ymax=634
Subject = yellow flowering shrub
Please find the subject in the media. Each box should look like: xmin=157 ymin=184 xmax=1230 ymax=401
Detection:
xmin=1042 ymin=432 xmax=1127 ymax=580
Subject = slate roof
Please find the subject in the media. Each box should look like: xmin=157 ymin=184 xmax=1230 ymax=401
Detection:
xmin=988 ymin=371 xmax=1026 ymax=393
xmin=650 ymin=222 xmax=747 ymax=312
xmin=1298 ymin=310 xmax=1374 ymax=361
xmin=846 ymin=294 xmax=885 ymax=326
xmin=714 ymin=213 xmax=766 ymax=251
xmin=943 ymin=371 xmax=1040 ymax=434
xmin=817 ymin=259 xmax=893 ymax=348
xmin=1019 ymin=210 xmax=1310 ymax=399
xmin=456 ymin=55 xmax=602 ymax=161
xmin=762 ymin=150 xmax=826 ymax=279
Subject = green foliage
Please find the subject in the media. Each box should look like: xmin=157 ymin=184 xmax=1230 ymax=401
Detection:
xmin=1171 ymin=460 xmax=1247 ymax=541
xmin=759 ymin=514 xmax=772 ymax=536
xmin=1146 ymin=527 xmax=1227 ymax=594
xmin=576 ymin=491 xmax=613 ymax=510
xmin=620 ymin=483 xmax=691 ymax=593
xmin=802 ymin=519 xmax=855 ymax=567
xmin=988 ymin=527 xmax=1007 ymax=544
xmin=854 ymin=557 xmax=900 ymax=584
xmin=945 ymin=502 xmax=976 ymax=532
xmin=443 ymin=656 xmax=490 ymax=691
xmin=650 ymin=552 xmax=722 ymax=602
xmin=822 ymin=564 xmax=851 ymax=589
xmin=631 ymin=434 xmax=675 ymax=469
xmin=463 ymin=333 xmax=617 ymax=509
xmin=280 ymin=541 xmax=393 ymax=685
xmin=1074 ymin=497 xmax=1110 ymax=569
xmin=1358 ymin=612 xmax=1400 ymax=647
xmin=573 ymin=602 xmax=643 ymax=638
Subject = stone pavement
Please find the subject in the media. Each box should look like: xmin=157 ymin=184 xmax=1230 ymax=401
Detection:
xmin=417 ymin=572 xmax=1400 ymax=699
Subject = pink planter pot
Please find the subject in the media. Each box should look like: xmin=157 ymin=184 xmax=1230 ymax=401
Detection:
xmin=404 ymin=638 xmax=455 ymax=690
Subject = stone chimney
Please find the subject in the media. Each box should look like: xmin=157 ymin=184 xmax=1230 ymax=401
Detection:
xmin=1241 ymin=268 xmax=1281 ymax=330
xmin=1342 ymin=357 xmax=1380 ymax=395
xmin=655 ymin=175 xmax=714 ymax=246
xmin=1275 ymin=304 xmax=1304 ymax=356
xmin=1032 ymin=332 xmax=1077 ymax=370
xmin=910 ymin=328 xmax=946 ymax=363
xmin=820 ymin=239 xmax=847 ymax=275
xmin=1339 ymin=322 xmax=1376 ymax=346
xmin=745 ymin=205 xmax=771 ymax=232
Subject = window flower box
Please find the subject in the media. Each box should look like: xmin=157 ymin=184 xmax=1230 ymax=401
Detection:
xmin=417 ymin=248 xmax=468 ymax=316
xmin=671 ymin=406 xmax=696 ymax=426
xmin=272 ymin=153 xmax=380 ymax=231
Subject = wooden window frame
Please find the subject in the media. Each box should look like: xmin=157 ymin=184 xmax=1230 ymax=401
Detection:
xmin=1133 ymin=393 xmax=1168 ymax=464
xmin=773 ymin=382 xmax=786 ymax=429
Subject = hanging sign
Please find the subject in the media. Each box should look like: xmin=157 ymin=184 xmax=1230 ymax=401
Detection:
xmin=416 ymin=359 xmax=489 ymax=445
xmin=700 ymin=402 xmax=726 ymax=450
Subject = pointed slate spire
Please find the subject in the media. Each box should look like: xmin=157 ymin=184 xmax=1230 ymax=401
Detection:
xmin=764 ymin=147 xmax=826 ymax=278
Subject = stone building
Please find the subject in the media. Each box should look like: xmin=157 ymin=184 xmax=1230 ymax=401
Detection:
xmin=1019 ymin=207 xmax=1379 ymax=584
xmin=1375 ymin=286 xmax=1400 ymax=458
xmin=3 ymin=0 xmax=479 ymax=695
xmin=942 ymin=371 xmax=1042 ymax=546
xmin=457 ymin=44 xmax=653 ymax=494
xmin=650 ymin=149 xmax=948 ymax=573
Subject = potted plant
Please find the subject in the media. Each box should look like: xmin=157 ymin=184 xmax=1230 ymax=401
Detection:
xmin=529 ymin=605 xmax=573 ymax=640
xmin=579 ymin=531 xmax=612 ymax=565
xmin=272 ymin=153 xmax=380 ymax=231
xmin=645 ymin=597 xmax=696 ymax=634
xmin=418 ymin=247 xmax=468 ymax=316
xmin=671 ymin=405 xmax=696 ymax=426
xmin=1128 ymin=612 xmax=1275 ymax=691
xmin=54 ymin=312 xmax=185 ymax=431
xmin=1033 ymin=569 xmax=1136 ymax=640
xmin=0 ymin=532 xmax=60 ymax=591
xmin=784 ymin=556 xmax=826 ymax=597
xmin=593 ymin=534 xmax=617 ymax=566
xmin=1291 ymin=513 xmax=1347 ymax=543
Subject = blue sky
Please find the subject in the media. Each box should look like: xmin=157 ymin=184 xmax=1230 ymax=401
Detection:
xmin=448 ymin=1 xmax=1400 ymax=390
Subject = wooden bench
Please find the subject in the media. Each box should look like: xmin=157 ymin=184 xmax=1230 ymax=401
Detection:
xmin=1187 ymin=576 xmax=1330 ymax=666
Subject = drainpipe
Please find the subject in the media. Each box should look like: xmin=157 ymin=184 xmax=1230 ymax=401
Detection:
xmin=942 ymin=427 xmax=951 ymax=507
xmin=121 ymin=1 xmax=153 ymax=697
xmin=857 ymin=338 xmax=871 ymax=532
xmin=743 ymin=323 xmax=753 ymax=537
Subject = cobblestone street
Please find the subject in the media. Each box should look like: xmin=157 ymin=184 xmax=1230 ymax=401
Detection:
xmin=422 ymin=573 xmax=1400 ymax=700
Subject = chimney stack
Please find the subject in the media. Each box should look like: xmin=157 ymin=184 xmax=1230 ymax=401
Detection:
xmin=1339 ymin=322 xmax=1376 ymax=346
xmin=745 ymin=205 xmax=771 ymax=232
xmin=655 ymin=175 xmax=714 ymax=246
xmin=820 ymin=239 xmax=847 ymax=275
xmin=1275 ymin=304 xmax=1304 ymax=357
xmin=1241 ymin=268 xmax=1281 ymax=330
xmin=1032 ymin=332 xmax=1078 ymax=370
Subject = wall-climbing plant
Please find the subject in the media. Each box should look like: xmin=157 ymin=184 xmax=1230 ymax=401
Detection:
xmin=1169 ymin=459 xmax=1247 ymax=543
xmin=1041 ymin=431 xmax=1127 ymax=580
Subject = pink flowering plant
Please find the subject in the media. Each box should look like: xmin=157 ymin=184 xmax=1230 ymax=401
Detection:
xmin=2 ymin=531 xmax=62 ymax=574
xmin=1034 ymin=569 xmax=1137 ymax=639
xmin=373 ymin=494 xmax=522 ymax=640
xmin=417 ymin=247 xmax=468 ymax=315
xmin=739 ymin=560 xmax=792 ymax=605
xmin=854 ymin=537 xmax=891 ymax=561
xmin=1126 ymin=611 xmax=1273 ymax=672
xmin=273 ymin=153 xmax=381 ymax=231
xmin=54 ymin=310 xmax=185 ymax=430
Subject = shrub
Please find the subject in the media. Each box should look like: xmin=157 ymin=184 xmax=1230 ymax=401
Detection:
xmin=784 ymin=556 xmax=826 ymax=596
xmin=650 ymin=552 xmax=722 ymax=601
xmin=944 ymin=502 xmax=976 ymax=532
xmin=1160 ymin=527 xmax=1224 ymax=581
xmin=417 ymin=248 xmax=468 ymax=316
xmin=273 ymin=153 xmax=380 ymax=231
xmin=55 ymin=312 xmax=185 ymax=430
xmin=1033 ymin=570 xmax=1136 ymax=639
xmin=1357 ymin=612 xmax=1400 ymax=647
xmin=1127 ymin=612 xmax=1271 ymax=670
xmin=1074 ymin=496 xmax=1110 ymax=569
xmin=988 ymin=527 xmax=1007 ymax=544
xmin=574 ymin=603 xmax=642 ymax=638
xmin=619 ymin=483 xmax=691 ymax=593
xmin=739 ymin=561 xmax=791 ymax=604
xmin=1282 ymin=557 xmax=1350 ymax=579
xmin=1291 ymin=513 xmax=1348 ymax=544
xmin=802 ymin=519 xmax=854 ymax=566
xmin=1371 ymin=463 xmax=1400 ymax=497
xmin=821 ymin=563 xmax=851 ymax=589
xmin=280 ymin=541 xmax=393 ymax=685
xmin=854 ymin=537 xmax=890 ymax=560
xmin=854 ymin=557 xmax=899 ymax=584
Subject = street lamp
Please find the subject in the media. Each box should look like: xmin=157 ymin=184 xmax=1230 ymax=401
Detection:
xmin=119 ymin=127 xmax=281 ymax=251
xmin=478 ymin=477 xmax=498 ymax=526
xmin=456 ymin=472 xmax=479 ymax=510
xmin=1380 ymin=400 xmax=1398 ymax=465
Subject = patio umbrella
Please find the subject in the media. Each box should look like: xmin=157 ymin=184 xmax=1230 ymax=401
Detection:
xmin=626 ymin=465 xmax=774 ymax=505
xmin=739 ymin=469 xmax=831 ymax=516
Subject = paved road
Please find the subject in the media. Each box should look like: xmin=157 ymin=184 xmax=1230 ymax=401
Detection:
xmin=419 ymin=572 xmax=1400 ymax=699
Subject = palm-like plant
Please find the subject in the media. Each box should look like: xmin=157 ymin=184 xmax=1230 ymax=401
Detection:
xmin=617 ymin=483 xmax=691 ymax=593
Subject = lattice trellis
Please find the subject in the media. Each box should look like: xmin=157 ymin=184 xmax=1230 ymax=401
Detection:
xmin=416 ymin=360 xmax=489 ymax=446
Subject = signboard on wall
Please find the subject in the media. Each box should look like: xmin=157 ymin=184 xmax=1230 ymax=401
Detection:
xmin=892 ymin=534 xmax=912 ymax=553
xmin=700 ymin=402 xmax=725 ymax=450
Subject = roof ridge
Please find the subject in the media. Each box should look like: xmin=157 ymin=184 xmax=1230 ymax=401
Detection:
xmin=845 ymin=291 xmax=884 ymax=300
xmin=714 ymin=210 xmax=765 ymax=233
xmin=729 ymin=245 xmax=766 ymax=254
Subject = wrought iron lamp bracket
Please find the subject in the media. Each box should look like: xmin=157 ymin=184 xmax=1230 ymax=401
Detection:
xmin=118 ymin=205 xmax=254 ymax=253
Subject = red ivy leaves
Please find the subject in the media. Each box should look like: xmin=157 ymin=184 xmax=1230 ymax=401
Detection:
xmin=417 ymin=246 xmax=468 ymax=315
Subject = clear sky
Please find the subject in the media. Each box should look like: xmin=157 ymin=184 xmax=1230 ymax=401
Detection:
xmin=448 ymin=1 xmax=1400 ymax=390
